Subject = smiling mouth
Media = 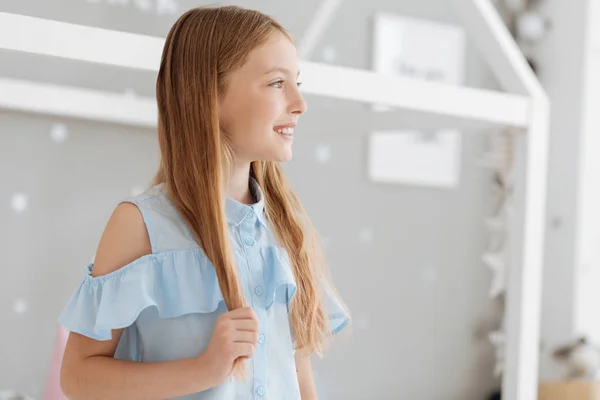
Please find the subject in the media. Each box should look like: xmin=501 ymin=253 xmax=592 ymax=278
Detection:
xmin=274 ymin=127 xmax=294 ymax=136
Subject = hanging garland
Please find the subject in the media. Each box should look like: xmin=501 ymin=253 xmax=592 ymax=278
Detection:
xmin=478 ymin=128 xmax=516 ymax=377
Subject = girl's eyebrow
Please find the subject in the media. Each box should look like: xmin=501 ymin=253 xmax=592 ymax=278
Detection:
xmin=263 ymin=67 xmax=300 ymax=77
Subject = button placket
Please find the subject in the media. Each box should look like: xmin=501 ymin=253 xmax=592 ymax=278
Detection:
xmin=239 ymin=215 xmax=269 ymax=399
xmin=252 ymin=308 xmax=268 ymax=400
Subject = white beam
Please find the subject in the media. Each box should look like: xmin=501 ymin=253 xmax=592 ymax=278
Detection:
xmin=451 ymin=1 xmax=551 ymax=399
xmin=453 ymin=0 xmax=545 ymax=97
xmin=0 ymin=11 xmax=532 ymax=129
xmin=0 ymin=12 xmax=163 ymax=71
xmin=297 ymin=0 xmax=345 ymax=59
xmin=0 ymin=77 xmax=526 ymax=132
xmin=0 ymin=79 xmax=157 ymax=127
xmin=504 ymin=97 xmax=550 ymax=400
xmin=299 ymin=62 xmax=531 ymax=128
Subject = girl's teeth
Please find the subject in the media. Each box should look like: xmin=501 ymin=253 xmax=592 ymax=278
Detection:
xmin=276 ymin=127 xmax=294 ymax=135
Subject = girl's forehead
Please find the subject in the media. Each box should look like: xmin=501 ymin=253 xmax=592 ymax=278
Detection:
xmin=241 ymin=34 xmax=298 ymax=74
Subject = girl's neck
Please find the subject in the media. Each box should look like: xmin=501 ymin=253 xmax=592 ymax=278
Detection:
xmin=227 ymin=161 xmax=254 ymax=205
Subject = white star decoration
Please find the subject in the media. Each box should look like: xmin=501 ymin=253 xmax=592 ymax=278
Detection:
xmin=315 ymin=144 xmax=331 ymax=164
xmin=133 ymin=0 xmax=153 ymax=12
xmin=130 ymin=185 xmax=145 ymax=197
xmin=475 ymin=153 xmax=506 ymax=169
xmin=484 ymin=215 xmax=507 ymax=251
xmin=124 ymin=88 xmax=138 ymax=98
xmin=482 ymin=252 xmax=506 ymax=298
xmin=0 ymin=391 xmax=34 ymax=400
xmin=13 ymin=299 xmax=28 ymax=315
xmin=484 ymin=216 xmax=505 ymax=232
xmin=10 ymin=193 xmax=28 ymax=213
xmin=478 ymin=130 xmax=514 ymax=378
xmin=322 ymin=46 xmax=337 ymax=63
xmin=85 ymin=0 xmax=179 ymax=15
xmin=358 ymin=228 xmax=374 ymax=243
xmin=156 ymin=0 xmax=179 ymax=15
xmin=421 ymin=267 xmax=438 ymax=283
xmin=50 ymin=123 xmax=69 ymax=143
xmin=489 ymin=329 xmax=506 ymax=376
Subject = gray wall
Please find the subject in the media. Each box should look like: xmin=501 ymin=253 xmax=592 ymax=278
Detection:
xmin=0 ymin=0 xmax=499 ymax=399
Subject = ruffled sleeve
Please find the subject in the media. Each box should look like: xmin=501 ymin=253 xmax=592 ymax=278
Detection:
xmin=261 ymin=245 xmax=350 ymax=335
xmin=321 ymin=281 xmax=350 ymax=335
xmin=58 ymin=249 xmax=224 ymax=341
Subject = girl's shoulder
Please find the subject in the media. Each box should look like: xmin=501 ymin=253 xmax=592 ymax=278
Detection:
xmin=119 ymin=183 xmax=199 ymax=254
xmin=58 ymin=183 xmax=225 ymax=341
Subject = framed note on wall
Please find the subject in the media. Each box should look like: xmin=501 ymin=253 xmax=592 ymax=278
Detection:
xmin=369 ymin=13 xmax=466 ymax=189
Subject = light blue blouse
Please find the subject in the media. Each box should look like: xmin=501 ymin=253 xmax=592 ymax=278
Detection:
xmin=58 ymin=178 xmax=349 ymax=399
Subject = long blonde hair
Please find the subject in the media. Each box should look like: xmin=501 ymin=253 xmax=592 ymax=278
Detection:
xmin=153 ymin=5 xmax=348 ymax=377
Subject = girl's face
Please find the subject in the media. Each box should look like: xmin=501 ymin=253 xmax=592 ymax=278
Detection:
xmin=218 ymin=31 xmax=307 ymax=165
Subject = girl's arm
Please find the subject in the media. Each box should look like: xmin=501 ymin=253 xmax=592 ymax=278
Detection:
xmin=295 ymin=350 xmax=318 ymax=400
xmin=61 ymin=336 xmax=217 ymax=400
xmin=60 ymin=203 xmax=219 ymax=400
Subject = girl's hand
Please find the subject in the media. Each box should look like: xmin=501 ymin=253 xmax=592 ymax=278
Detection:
xmin=198 ymin=306 xmax=259 ymax=386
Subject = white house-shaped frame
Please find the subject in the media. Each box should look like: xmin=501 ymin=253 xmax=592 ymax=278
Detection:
xmin=0 ymin=0 xmax=549 ymax=398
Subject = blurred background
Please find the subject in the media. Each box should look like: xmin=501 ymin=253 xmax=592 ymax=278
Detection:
xmin=1 ymin=0 xmax=599 ymax=399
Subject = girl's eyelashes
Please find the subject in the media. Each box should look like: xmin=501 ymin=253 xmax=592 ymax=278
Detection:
xmin=269 ymin=79 xmax=303 ymax=88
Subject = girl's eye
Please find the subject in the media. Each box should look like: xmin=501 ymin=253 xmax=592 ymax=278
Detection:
xmin=269 ymin=80 xmax=303 ymax=88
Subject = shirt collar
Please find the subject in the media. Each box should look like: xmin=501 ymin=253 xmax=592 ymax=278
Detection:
xmin=225 ymin=177 xmax=267 ymax=227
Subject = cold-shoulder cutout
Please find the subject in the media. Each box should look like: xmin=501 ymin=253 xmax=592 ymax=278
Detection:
xmin=92 ymin=202 xmax=152 ymax=278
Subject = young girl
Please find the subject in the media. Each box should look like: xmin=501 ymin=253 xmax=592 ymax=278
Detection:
xmin=58 ymin=5 xmax=350 ymax=400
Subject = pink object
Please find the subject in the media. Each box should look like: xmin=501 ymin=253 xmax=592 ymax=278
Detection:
xmin=43 ymin=324 xmax=69 ymax=400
